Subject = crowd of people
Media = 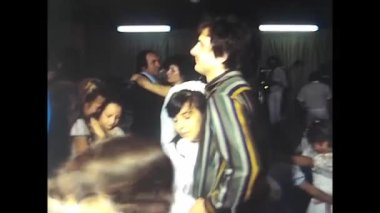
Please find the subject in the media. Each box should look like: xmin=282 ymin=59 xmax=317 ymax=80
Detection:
xmin=48 ymin=16 xmax=332 ymax=213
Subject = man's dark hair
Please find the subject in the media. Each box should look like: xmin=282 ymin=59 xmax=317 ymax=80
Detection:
xmin=136 ymin=49 xmax=158 ymax=72
xmin=308 ymin=71 xmax=323 ymax=82
xmin=266 ymin=55 xmax=282 ymax=69
xmin=198 ymin=16 xmax=252 ymax=71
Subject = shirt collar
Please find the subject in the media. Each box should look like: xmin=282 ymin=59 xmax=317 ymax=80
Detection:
xmin=140 ymin=71 xmax=158 ymax=83
xmin=205 ymin=70 xmax=242 ymax=95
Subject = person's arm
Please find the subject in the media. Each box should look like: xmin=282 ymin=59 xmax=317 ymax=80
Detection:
xmin=205 ymin=87 xmax=261 ymax=211
xmin=296 ymin=89 xmax=307 ymax=122
xmin=89 ymin=117 xmax=106 ymax=141
xmin=296 ymin=87 xmax=305 ymax=107
xmin=298 ymin=181 xmax=333 ymax=204
xmin=70 ymin=119 xmax=91 ymax=156
xmin=292 ymin=155 xmax=314 ymax=167
xmin=130 ymin=74 xmax=171 ymax=97
xmin=71 ymin=136 xmax=90 ymax=156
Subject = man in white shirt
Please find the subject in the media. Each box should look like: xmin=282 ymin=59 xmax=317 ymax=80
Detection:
xmin=297 ymin=72 xmax=332 ymax=126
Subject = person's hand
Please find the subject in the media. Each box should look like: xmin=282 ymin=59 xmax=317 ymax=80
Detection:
xmin=313 ymin=196 xmax=332 ymax=205
xmin=130 ymin=74 xmax=149 ymax=88
xmin=89 ymin=117 xmax=106 ymax=140
xmin=313 ymin=194 xmax=333 ymax=205
xmin=81 ymin=78 xmax=99 ymax=93
xmin=84 ymin=81 xmax=97 ymax=93
xmin=189 ymin=198 xmax=207 ymax=213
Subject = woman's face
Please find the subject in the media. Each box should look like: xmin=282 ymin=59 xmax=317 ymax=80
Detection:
xmin=83 ymin=95 xmax=106 ymax=117
xmin=166 ymin=64 xmax=183 ymax=85
xmin=98 ymin=103 xmax=122 ymax=131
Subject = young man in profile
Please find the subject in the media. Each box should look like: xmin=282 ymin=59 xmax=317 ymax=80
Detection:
xmin=189 ymin=16 xmax=268 ymax=213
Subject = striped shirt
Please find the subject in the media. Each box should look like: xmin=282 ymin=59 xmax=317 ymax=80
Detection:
xmin=193 ymin=71 xmax=262 ymax=212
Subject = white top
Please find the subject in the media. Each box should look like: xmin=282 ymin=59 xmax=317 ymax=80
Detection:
xmin=307 ymin=152 xmax=333 ymax=213
xmin=297 ymin=81 xmax=332 ymax=110
xmin=159 ymin=80 xmax=204 ymax=213
xmin=296 ymin=135 xmax=318 ymax=158
xmin=270 ymin=67 xmax=288 ymax=92
xmin=108 ymin=126 xmax=125 ymax=137
xmin=292 ymin=165 xmax=306 ymax=186
xmin=160 ymin=80 xmax=205 ymax=156
xmin=312 ymin=152 xmax=333 ymax=194
xmin=70 ymin=118 xmax=90 ymax=136
xmin=166 ymin=138 xmax=199 ymax=213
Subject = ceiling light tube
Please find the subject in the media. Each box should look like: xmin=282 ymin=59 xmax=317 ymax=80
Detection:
xmin=117 ymin=25 xmax=171 ymax=32
xmin=259 ymin=25 xmax=318 ymax=32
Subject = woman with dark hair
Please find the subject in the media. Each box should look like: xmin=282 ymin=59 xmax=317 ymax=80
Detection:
xmin=48 ymin=135 xmax=174 ymax=213
xmin=69 ymin=78 xmax=107 ymax=157
xmin=165 ymin=90 xmax=207 ymax=213
xmin=130 ymin=54 xmax=203 ymax=97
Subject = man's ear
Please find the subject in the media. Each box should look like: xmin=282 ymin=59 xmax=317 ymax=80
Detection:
xmin=216 ymin=53 xmax=228 ymax=64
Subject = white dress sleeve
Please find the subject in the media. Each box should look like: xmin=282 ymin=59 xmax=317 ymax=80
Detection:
xmin=70 ymin=119 xmax=90 ymax=136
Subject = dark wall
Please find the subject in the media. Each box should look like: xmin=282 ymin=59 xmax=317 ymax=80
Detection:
xmin=81 ymin=24 xmax=197 ymax=79
xmin=48 ymin=21 xmax=332 ymax=88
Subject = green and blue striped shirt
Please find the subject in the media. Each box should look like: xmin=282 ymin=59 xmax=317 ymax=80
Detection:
xmin=193 ymin=71 xmax=263 ymax=212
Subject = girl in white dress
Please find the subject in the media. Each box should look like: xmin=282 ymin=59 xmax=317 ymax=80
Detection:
xmin=165 ymin=90 xmax=207 ymax=213
xmin=306 ymin=120 xmax=333 ymax=213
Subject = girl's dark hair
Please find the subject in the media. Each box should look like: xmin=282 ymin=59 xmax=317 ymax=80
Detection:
xmin=306 ymin=119 xmax=332 ymax=145
xmin=166 ymin=90 xmax=206 ymax=118
xmin=166 ymin=90 xmax=206 ymax=145
xmin=162 ymin=55 xmax=201 ymax=82
xmin=266 ymin=55 xmax=282 ymax=66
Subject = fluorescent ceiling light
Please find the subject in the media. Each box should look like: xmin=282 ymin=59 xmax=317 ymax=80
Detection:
xmin=259 ymin=25 xmax=318 ymax=32
xmin=117 ymin=25 xmax=171 ymax=32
